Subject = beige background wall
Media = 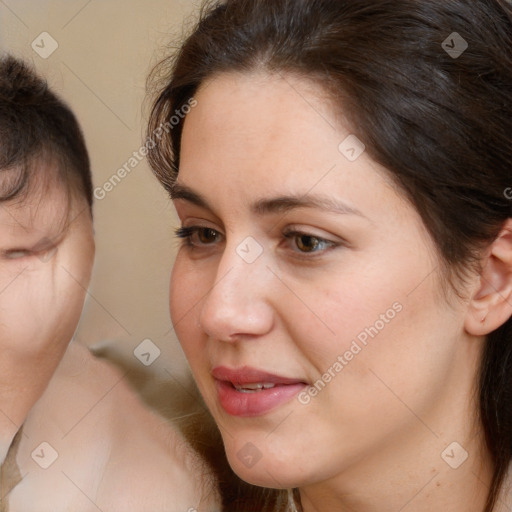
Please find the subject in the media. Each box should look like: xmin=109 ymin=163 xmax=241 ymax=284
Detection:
xmin=0 ymin=0 xmax=198 ymax=385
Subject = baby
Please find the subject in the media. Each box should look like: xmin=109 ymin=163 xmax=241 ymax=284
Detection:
xmin=0 ymin=55 xmax=218 ymax=511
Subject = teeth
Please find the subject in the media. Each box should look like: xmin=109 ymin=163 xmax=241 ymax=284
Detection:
xmin=234 ymin=382 xmax=276 ymax=392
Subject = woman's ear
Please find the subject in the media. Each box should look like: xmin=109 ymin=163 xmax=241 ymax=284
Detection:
xmin=465 ymin=219 xmax=512 ymax=336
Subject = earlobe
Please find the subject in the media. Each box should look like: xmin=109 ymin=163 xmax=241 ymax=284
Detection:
xmin=465 ymin=219 xmax=512 ymax=337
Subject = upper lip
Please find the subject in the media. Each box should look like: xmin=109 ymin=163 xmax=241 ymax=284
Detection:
xmin=212 ymin=365 xmax=306 ymax=386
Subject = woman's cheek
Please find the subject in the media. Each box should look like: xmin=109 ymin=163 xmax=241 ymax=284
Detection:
xmin=170 ymin=254 xmax=205 ymax=341
xmin=170 ymin=254 xmax=188 ymax=326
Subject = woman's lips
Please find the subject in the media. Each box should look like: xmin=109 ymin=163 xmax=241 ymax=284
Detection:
xmin=212 ymin=366 xmax=307 ymax=417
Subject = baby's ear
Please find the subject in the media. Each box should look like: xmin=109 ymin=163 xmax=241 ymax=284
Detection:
xmin=465 ymin=219 xmax=512 ymax=336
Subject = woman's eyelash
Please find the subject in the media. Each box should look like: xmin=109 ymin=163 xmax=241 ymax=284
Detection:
xmin=175 ymin=227 xmax=196 ymax=239
xmin=283 ymin=230 xmax=331 ymax=242
xmin=174 ymin=226 xmax=223 ymax=246
xmin=175 ymin=227 xmax=199 ymax=247
xmin=175 ymin=225 xmax=339 ymax=257
xmin=283 ymin=230 xmax=337 ymax=253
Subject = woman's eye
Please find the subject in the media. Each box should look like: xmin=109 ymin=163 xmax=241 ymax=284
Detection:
xmin=285 ymin=232 xmax=335 ymax=254
xmin=175 ymin=226 xmax=223 ymax=246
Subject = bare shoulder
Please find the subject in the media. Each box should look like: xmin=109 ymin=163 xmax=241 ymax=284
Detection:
xmin=10 ymin=342 xmax=220 ymax=512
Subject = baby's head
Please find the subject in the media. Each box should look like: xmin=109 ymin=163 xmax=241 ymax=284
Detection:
xmin=0 ymin=55 xmax=95 ymax=452
xmin=0 ymin=55 xmax=92 ymax=209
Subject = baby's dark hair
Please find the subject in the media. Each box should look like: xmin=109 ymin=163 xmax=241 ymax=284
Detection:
xmin=0 ymin=55 xmax=93 ymax=208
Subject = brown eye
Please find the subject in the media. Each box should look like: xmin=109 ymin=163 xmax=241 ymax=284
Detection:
xmin=283 ymin=230 xmax=336 ymax=255
xmin=175 ymin=226 xmax=223 ymax=247
xmin=295 ymin=235 xmax=321 ymax=253
xmin=197 ymin=228 xmax=220 ymax=244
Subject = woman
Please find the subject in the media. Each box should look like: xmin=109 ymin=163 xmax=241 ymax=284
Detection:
xmin=0 ymin=55 xmax=219 ymax=511
xmin=147 ymin=0 xmax=512 ymax=510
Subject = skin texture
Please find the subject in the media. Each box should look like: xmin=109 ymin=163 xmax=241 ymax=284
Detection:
xmin=170 ymin=72 xmax=512 ymax=512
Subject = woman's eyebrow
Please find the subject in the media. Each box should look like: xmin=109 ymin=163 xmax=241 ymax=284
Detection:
xmin=253 ymin=195 xmax=367 ymax=219
xmin=170 ymin=183 xmax=212 ymax=210
xmin=171 ymin=183 xmax=368 ymax=220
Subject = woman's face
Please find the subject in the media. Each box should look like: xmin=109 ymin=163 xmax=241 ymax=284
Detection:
xmin=170 ymin=72 xmax=478 ymax=488
xmin=0 ymin=167 xmax=94 ymax=431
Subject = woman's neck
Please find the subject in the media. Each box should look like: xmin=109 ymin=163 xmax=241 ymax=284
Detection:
xmin=298 ymin=425 xmax=494 ymax=512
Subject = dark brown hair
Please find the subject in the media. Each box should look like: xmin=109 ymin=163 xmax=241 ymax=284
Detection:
xmin=0 ymin=55 xmax=93 ymax=207
xmin=147 ymin=1 xmax=512 ymax=510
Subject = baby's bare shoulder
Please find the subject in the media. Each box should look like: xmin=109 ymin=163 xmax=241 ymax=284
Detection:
xmin=10 ymin=343 xmax=219 ymax=512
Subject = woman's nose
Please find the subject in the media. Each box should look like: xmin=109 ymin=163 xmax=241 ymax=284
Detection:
xmin=199 ymin=241 xmax=275 ymax=343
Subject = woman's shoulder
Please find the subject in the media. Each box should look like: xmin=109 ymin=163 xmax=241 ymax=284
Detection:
xmin=10 ymin=342 xmax=220 ymax=511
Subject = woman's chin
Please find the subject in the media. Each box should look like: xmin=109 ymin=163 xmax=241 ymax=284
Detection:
xmin=229 ymin=459 xmax=296 ymax=489
xmin=223 ymin=442 xmax=303 ymax=489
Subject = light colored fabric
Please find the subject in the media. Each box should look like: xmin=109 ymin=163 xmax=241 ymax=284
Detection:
xmin=0 ymin=427 xmax=23 ymax=511
xmin=286 ymin=489 xmax=300 ymax=512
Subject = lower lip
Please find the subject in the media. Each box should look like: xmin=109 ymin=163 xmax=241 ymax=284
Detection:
xmin=215 ymin=380 xmax=306 ymax=417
